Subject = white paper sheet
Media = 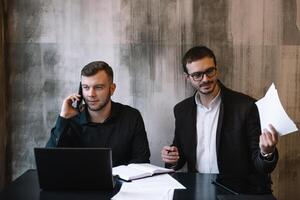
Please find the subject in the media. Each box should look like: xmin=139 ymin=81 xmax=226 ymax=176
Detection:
xmin=112 ymin=165 xmax=150 ymax=181
xmin=111 ymin=174 xmax=185 ymax=200
xmin=255 ymin=83 xmax=298 ymax=136
xmin=129 ymin=174 xmax=185 ymax=189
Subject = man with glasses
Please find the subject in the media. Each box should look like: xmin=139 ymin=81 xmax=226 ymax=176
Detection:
xmin=161 ymin=46 xmax=279 ymax=190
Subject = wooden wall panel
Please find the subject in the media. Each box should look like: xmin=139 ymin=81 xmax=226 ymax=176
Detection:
xmin=0 ymin=0 xmax=7 ymax=190
xmin=271 ymin=46 xmax=300 ymax=200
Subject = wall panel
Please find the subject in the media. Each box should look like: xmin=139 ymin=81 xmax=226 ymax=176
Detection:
xmin=0 ymin=0 xmax=7 ymax=190
xmin=5 ymin=0 xmax=300 ymax=198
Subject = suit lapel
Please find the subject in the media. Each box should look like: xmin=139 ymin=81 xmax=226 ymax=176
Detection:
xmin=182 ymin=95 xmax=198 ymax=172
xmin=216 ymin=82 xmax=227 ymax=160
xmin=216 ymin=100 xmax=224 ymax=159
xmin=189 ymin=98 xmax=197 ymax=171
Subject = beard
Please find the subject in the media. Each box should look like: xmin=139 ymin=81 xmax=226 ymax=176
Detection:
xmin=197 ymin=80 xmax=217 ymax=95
xmin=84 ymin=94 xmax=111 ymax=112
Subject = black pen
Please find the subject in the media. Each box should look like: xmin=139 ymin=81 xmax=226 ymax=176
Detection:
xmin=211 ymin=180 xmax=239 ymax=195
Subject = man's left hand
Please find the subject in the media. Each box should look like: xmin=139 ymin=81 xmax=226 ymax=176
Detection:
xmin=259 ymin=124 xmax=279 ymax=154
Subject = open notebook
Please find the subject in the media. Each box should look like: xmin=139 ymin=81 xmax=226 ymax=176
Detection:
xmin=113 ymin=163 xmax=174 ymax=181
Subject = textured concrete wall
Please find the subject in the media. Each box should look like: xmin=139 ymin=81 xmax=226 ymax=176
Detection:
xmin=5 ymin=0 xmax=300 ymax=198
xmin=0 ymin=0 xmax=7 ymax=190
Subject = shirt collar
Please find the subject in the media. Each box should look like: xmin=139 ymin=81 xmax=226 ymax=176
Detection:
xmin=79 ymin=101 xmax=120 ymax=125
xmin=195 ymin=89 xmax=221 ymax=110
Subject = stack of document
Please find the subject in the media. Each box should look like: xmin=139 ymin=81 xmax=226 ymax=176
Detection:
xmin=255 ymin=83 xmax=298 ymax=136
xmin=112 ymin=172 xmax=185 ymax=200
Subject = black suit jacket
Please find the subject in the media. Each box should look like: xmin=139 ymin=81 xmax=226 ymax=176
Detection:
xmin=172 ymin=82 xmax=278 ymax=185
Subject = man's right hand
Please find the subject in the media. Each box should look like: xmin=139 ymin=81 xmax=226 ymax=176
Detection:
xmin=60 ymin=94 xmax=82 ymax=119
xmin=161 ymin=146 xmax=180 ymax=164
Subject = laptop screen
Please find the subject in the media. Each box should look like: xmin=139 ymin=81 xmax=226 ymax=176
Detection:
xmin=34 ymin=148 xmax=116 ymax=190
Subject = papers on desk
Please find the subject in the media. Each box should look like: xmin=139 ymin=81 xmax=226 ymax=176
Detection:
xmin=111 ymin=174 xmax=186 ymax=200
xmin=113 ymin=163 xmax=174 ymax=181
xmin=255 ymin=83 xmax=298 ymax=136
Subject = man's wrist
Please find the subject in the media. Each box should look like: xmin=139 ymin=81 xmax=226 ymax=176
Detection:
xmin=165 ymin=161 xmax=178 ymax=169
xmin=260 ymin=151 xmax=274 ymax=159
xmin=60 ymin=112 xmax=72 ymax=119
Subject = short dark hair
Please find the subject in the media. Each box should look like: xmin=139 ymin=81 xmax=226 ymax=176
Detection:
xmin=182 ymin=46 xmax=217 ymax=73
xmin=81 ymin=61 xmax=114 ymax=81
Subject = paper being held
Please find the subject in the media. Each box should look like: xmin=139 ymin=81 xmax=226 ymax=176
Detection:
xmin=255 ymin=83 xmax=298 ymax=136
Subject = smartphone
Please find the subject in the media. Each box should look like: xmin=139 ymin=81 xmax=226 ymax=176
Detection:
xmin=75 ymin=82 xmax=83 ymax=112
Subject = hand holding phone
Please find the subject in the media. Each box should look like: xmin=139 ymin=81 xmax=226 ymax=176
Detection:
xmin=59 ymin=83 xmax=83 ymax=119
xmin=75 ymin=82 xmax=83 ymax=112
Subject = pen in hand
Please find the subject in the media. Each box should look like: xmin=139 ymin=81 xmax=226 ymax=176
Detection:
xmin=162 ymin=146 xmax=179 ymax=164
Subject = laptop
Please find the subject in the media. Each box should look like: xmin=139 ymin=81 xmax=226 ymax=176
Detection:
xmin=34 ymin=148 xmax=116 ymax=190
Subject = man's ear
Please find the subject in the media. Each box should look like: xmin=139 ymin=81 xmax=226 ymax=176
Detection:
xmin=110 ymin=83 xmax=116 ymax=96
xmin=184 ymin=73 xmax=190 ymax=81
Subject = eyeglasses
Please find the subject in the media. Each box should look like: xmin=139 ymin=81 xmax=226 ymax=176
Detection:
xmin=187 ymin=67 xmax=217 ymax=81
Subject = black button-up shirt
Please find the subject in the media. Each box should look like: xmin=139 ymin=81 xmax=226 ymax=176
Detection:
xmin=46 ymin=101 xmax=151 ymax=166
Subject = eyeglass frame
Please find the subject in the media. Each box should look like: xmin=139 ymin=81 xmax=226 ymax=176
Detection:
xmin=186 ymin=67 xmax=217 ymax=81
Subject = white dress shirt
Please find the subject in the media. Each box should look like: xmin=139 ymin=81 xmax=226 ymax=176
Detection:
xmin=195 ymin=91 xmax=221 ymax=173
